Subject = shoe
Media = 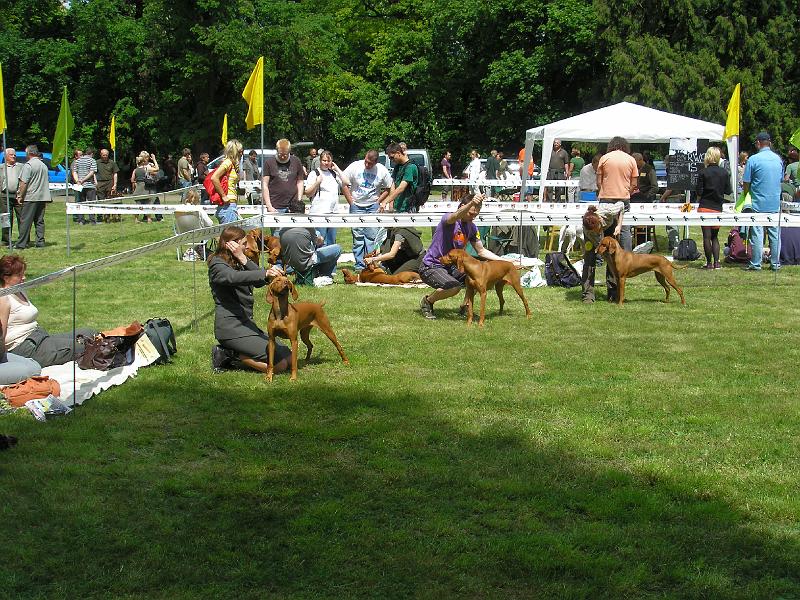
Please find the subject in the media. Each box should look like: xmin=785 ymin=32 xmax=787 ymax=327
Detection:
xmin=702 ymin=264 xmax=714 ymax=270
xmin=212 ymin=345 xmax=232 ymax=372
xmin=713 ymin=263 xmax=722 ymax=270
xmin=770 ymin=265 xmax=781 ymax=271
xmin=35 ymin=243 xmax=45 ymax=248
xmin=419 ymin=295 xmax=436 ymax=320
xmin=12 ymin=244 xmax=27 ymax=250
xmin=743 ymin=265 xmax=761 ymax=271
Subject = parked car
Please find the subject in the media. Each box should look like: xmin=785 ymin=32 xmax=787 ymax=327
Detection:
xmin=377 ymin=149 xmax=431 ymax=176
xmin=0 ymin=150 xmax=69 ymax=189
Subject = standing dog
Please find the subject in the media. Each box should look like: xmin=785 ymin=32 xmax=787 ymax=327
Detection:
xmin=266 ymin=275 xmax=349 ymax=381
xmin=243 ymin=229 xmax=281 ymax=265
xmin=439 ymin=248 xmax=532 ymax=327
xmin=596 ymin=236 xmax=686 ymax=305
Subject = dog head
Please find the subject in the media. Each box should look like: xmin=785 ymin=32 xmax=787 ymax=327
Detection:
xmin=439 ymin=248 xmax=468 ymax=271
xmin=243 ymin=230 xmax=282 ymax=265
xmin=267 ymin=275 xmax=298 ymax=304
xmin=264 ymin=235 xmax=281 ymax=265
xmin=597 ymin=236 xmax=619 ymax=256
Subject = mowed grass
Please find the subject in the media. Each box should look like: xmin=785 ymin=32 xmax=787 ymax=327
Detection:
xmin=1 ymin=204 xmax=799 ymax=598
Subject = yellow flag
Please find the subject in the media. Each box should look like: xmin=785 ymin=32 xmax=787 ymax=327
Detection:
xmin=221 ymin=113 xmax=228 ymax=146
xmin=723 ymin=83 xmax=740 ymax=140
xmin=0 ymin=63 xmax=7 ymax=132
xmin=109 ymin=115 xmax=116 ymax=151
xmin=241 ymin=56 xmax=264 ymax=130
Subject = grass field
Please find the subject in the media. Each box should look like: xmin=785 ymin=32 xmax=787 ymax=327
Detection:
xmin=1 ymin=204 xmax=799 ymax=598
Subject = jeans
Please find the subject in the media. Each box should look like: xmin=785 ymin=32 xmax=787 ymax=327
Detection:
xmin=270 ymin=207 xmax=289 ymax=236
xmin=316 ymin=227 xmax=338 ymax=247
xmin=312 ymin=243 xmax=341 ymax=277
xmin=748 ymin=224 xmax=780 ymax=269
xmin=350 ymin=203 xmax=379 ymax=270
xmin=77 ymin=187 xmax=97 ymax=224
xmin=179 ymin=179 xmax=192 ymax=200
xmin=215 ymin=202 xmax=240 ymax=224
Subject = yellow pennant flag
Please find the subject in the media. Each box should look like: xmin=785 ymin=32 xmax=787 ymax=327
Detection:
xmin=723 ymin=83 xmax=740 ymax=140
xmin=241 ymin=56 xmax=264 ymax=130
xmin=0 ymin=63 xmax=7 ymax=132
xmin=221 ymin=113 xmax=228 ymax=146
xmin=109 ymin=115 xmax=116 ymax=151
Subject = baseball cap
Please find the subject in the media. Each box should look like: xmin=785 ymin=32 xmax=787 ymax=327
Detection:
xmin=755 ymin=131 xmax=771 ymax=142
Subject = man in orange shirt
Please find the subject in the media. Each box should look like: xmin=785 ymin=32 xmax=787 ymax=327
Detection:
xmin=596 ymin=136 xmax=638 ymax=253
xmin=518 ymin=148 xmax=536 ymax=200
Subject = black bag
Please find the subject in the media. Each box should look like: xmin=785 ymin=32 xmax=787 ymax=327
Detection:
xmin=396 ymin=162 xmax=431 ymax=212
xmin=77 ymin=335 xmax=132 ymax=371
xmin=673 ymin=238 xmax=701 ymax=261
xmin=288 ymin=197 xmax=306 ymax=213
xmin=544 ymin=252 xmax=581 ymax=288
xmin=144 ymin=318 xmax=177 ymax=364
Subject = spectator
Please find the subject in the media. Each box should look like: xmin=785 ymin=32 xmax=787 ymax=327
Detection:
xmin=278 ymin=227 xmax=341 ymax=284
xmin=72 ymin=146 xmax=98 ymax=225
xmin=630 ymin=152 xmax=657 ymax=202
xmin=241 ymin=150 xmax=261 ymax=205
xmin=262 ymin=139 xmax=305 ymax=218
xmin=177 ymin=148 xmax=193 ymax=198
xmin=381 ymin=142 xmax=418 ymax=213
xmin=311 ymin=148 xmax=322 ymax=172
xmin=304 ymin=150 xmax=349 ymax=246
xmin=143 ymin=151 xmax=162 ymax=220
xmin=596 ymin=136 xmax=637 ymax=251
xmin=568 ymin=147 xmax=585 ymax=202
xmin=580 ymin=202 xmax=625 ymax=303
xmin=579 ymin=153 xmax=600 ymax=199
xmin=95 ymin=148 xmax=119 ymax=202
xmin=497 ymin=151 xmax=508 ymax=181
xmin=0 ymin=319 xmax=41 ymax=386
xmin=366 ymin=226 xmax=425 ymax=276
xmin=486 ymin=149 xmax=499 ymax=195
xmin=737 ymin=151 xmax=748 ymax=195
xmin=517 ymin=147 xmax=535 ymax=179
xmin=304 ymin=148 xmax=317 ymax=175
xmin=130 ymin=152 xmax=158 ymax=224
xmin=546 ymin=139 xmax=570 ymax=202
xmin=208 ymin=226 xmax=290 ymax=375
xmin=418 ymin=193 xmax=504 ymax=320
xmin=696 ymin=146 xmax=732 ymax=269
xmin=210 ymin=140 xmax=243 ymax=224
xmin=463 ymin=149 xmax=482 ymax=194
xmin=784 ymin=148 xmax=798 ymax=187
xmin=1 ymin=254 xmax=96 ymax=367
xmin=343 ymin=150 xmax=392 ymax=271
xmin=14 ymin=145 xmax=51 ymax=249
xmin=163 ymin=153 xmax=177 ymax=189
xmin=1 ymin=148 xmax=23 ymax=245
xmin=743 ymin=131 xmax=783 ymax=271
xmin=440 ymin=150 xmax=453 ymax=199
xmin=196 ymin=152 xmax=210 ymax=204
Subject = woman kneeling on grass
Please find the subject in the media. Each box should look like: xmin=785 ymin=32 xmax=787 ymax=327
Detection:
xmin=418 ymin=193 xmax=504 ymax=320
xmin=208 ymin=226 xmax=291 ymax=374
xmin=0 ymin=254 xmax=97 ymax=368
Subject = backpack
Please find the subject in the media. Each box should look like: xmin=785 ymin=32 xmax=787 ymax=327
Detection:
xmin=672 ymin=238 xmax=701 ymax=261
xmin=544 ymin=252 xmax=581 ymax=287
xmin=725 ymin=227 xmax=752 ymax=263
xmin=397 ymin=162 xmax=431 ymax=211
xmin=143 ymin=318 xmax=177 ymax=364
xmin=203 ymin=168 xmax=228 ymax=206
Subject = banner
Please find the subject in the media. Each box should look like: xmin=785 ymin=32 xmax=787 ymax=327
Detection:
xmin=0 ymin=63 xmax=6 ymax=133
xmin=109 ymin=115 xmax=116 ymax=151
xmin=723 ymin=84 xmax=740 ymax=140
xmin=242 ymin=57 xmax=264 ymax=130
xmin=221 ymin=113 xmax=228 ymax=146
xmin=51 ymin=86 xmax=75 ymax=167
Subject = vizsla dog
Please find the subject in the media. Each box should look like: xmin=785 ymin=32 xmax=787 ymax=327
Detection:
xmin=341 ymin=252 xmax=421 ymax=285
xmin=596 ymin=236 xmax=686 ymax=305
xmin=439 ymin=248 xmax=532 ymax=327
xmin=266 ymin=275 xmax=349 ymax=381
xmin=243 ymin=229 xmax=281 ymax=265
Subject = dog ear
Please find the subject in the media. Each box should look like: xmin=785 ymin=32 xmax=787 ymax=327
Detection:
xmin=288 ymin=279 xmax=298 ymax=300
xmin=266 ymin=285 xmax=275 ymax=304
xmin=455 ymin=254 xmax=465 ymax=272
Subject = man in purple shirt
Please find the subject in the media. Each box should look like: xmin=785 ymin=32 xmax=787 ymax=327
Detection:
xmin=440 ymin=151 xmax=452 ymax=199
xmin=418 ymin=193 xmax=504 ymax=320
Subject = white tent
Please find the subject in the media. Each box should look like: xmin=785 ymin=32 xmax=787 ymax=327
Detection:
xmin=521 ymin=101 xmax=735 ymax=198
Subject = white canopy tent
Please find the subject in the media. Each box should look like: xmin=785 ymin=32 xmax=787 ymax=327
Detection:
xmin=521 ymin=102 xmax=736 ymax=199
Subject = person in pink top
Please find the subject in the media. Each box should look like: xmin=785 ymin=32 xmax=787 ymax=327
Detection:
xmin=596 ymin=136 xmax=638 ymax=252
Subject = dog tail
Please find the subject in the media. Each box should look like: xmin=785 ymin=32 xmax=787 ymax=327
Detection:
xmin=673 ymin=264 xmax=691 ymax=270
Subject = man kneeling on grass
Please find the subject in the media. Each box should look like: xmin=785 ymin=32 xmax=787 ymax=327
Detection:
xmin=418 ymin=193 xmax=504 ymax=320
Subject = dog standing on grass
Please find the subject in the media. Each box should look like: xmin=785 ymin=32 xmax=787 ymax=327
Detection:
xmin=265 ymin=274 xmax=349 ymax=381
xmin=439 ymin=248 xmax=532 ymax=327
xmin=596 ymin=236 xmax=686 ymax=305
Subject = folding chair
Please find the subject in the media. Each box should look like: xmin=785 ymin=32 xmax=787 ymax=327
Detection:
xmin=173 ymin=210 xmax=214 ymax=261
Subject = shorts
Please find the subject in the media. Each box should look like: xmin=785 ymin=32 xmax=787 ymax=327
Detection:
xmin=418 ymin=263 xmax=466 ymax=290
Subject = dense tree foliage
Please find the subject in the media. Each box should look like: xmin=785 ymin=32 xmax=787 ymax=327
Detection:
xmin=0 ymin=0 xmax=797 ymax=168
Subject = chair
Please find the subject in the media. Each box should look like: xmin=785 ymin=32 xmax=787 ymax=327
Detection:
xmin=173 ymin=210 xmax=214 ymax=261
xmin=632 ymin=226 xmax=659 ymax=251
xmin=543 ymin=226 xmax=561 ymax=252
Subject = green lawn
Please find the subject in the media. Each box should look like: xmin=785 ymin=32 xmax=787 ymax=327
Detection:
xmin=1 ymin=204 xmax=799 ymax=598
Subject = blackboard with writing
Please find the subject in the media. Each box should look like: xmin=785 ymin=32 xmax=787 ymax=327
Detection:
xmin=666 ymin=138 xmax=709 ymax=191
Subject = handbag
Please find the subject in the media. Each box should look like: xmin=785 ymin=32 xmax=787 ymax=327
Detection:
xmin=1 ymin=376 xmax=62 ymax=408
xmin=77 ymin=321 xmax=143 ymax=372
xmin=288 ymin=196 xmax=306 ymax=213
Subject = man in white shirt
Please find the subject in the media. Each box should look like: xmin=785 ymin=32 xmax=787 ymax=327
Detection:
xmin=343 ymin=150 xmax=392 ymax=271
xmin=1 ymin=148 xmax=23 ymax=245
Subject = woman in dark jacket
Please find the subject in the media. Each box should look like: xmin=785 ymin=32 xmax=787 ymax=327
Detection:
xmin=696 ymin=146 xmax=732 ymax=269
xmin=208 ymin=226 xmax=290 ymax=374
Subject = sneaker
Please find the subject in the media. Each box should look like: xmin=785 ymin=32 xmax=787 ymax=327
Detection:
xmin=713 ymin=263 xmax=722 ymax=270
xmin=419 ymin=295 xmax=436 ymax=320
xmin=702 ymin=263 xmax=714 ymax=270
xmin=211 ymin=345 xmax=232 ymax=372
xmin=743 ymin=265 xmax=761 ymax=271
xmin=770 ymin=264 xmax=781 ymax=272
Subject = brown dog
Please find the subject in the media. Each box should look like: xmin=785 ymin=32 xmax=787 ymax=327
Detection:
xmin=439 ymin=248 xmax=532 ymax=327
xmin=243 ymin=229 xmax=281 ymax=265
xmin=266 ymin=275 xmax=349 ymax=381
xmin=596 ymin=236 xmax=686 ymax=305
xmin=341 ymin=251 xmax=421 ymax=285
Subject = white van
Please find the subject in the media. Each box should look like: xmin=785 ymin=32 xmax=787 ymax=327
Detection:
xmin=377 ymin=149 xmax=431 ymax=175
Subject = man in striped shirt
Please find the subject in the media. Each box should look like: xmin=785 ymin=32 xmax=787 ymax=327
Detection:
xmin=72 ymin=147 xmax=98 ymax=225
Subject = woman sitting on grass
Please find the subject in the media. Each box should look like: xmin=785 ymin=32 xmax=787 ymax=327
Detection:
xmin=207 ymin=226 xmax=290 ymax=374
xmin=0 ymin=254 xmax=97 ymax=368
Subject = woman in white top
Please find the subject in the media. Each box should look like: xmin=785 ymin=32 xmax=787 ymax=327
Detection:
xmin=304 ymin=150 xmax=350 ymax=246
xmin=464 ymin=149 xmax=483 ymax=194
xmin=0 ymin=255 xmax=97 ymax=368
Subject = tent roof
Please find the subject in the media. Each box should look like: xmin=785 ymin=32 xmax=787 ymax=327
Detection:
xmin=525 ymin=102 xmax=724 ymax=143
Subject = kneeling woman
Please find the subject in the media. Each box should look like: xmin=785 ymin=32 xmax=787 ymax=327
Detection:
xmin=208 ymin=226 xmax=291 ymax=374
xmin=0 ymin=255 xmax=97 ymax=367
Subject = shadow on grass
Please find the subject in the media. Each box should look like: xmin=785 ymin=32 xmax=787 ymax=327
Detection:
xmin=2 ymin=380 xmax=798 ymax=598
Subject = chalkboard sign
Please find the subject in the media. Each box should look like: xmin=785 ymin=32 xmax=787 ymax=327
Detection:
xmin=666 ymin=138 xmax=709 ymax=191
